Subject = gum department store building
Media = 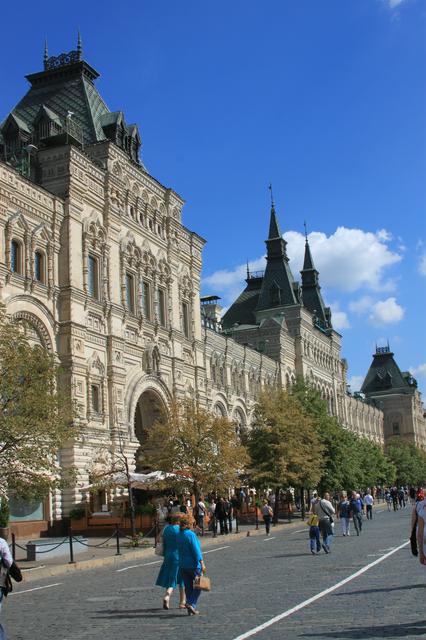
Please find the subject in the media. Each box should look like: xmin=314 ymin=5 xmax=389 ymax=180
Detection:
xmin=1 ymin=42 xmax=425 ymax=536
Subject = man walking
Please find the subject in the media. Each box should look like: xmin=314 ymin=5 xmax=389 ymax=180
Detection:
xmin=215 ymin=497 xmax=229 ymax=535
xmin=364 ymin=489 xmax=374 ymax=520
xmin=312 ymin=492 xmax=335 ymax=553
xmin=348 ymin=491 xmax=363 ymax=535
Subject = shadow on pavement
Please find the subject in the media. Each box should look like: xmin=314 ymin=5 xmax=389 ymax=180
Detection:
xmin=301 ymin=620 xmax=426 ymax=638
xmin=94 ymin=607 xmax=185 ymax=620
xmin=333 ymin=584 xmax=425 ymax=596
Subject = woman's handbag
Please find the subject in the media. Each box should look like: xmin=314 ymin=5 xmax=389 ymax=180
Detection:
xmin=8 ymin=561 xmax=22 ymax=582
xmin=193 ymin=575 xmax=211 ymax=591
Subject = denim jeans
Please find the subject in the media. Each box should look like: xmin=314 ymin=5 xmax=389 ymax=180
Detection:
xmin=181 ymin=568 xmax=202 ymax=609
xmin=309 ymin=526 xmax=321 ymax=552
xmin=319 ymin=519 xmax=333 ymax=548
xmin=263 ymin=515 xmax=272 ymax=535
xmin=340 ymin=517 xmax=350 ymax=535
xmin=0 ymin=591 xmax=6 ymax=640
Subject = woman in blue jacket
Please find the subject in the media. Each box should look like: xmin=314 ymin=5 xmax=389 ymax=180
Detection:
xmin=177 ymin=514 xmax=206 ymax=615
xmin=155 ymin=513 xmax=185 ymax=609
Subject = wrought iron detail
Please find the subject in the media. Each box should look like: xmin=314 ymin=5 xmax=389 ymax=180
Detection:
xmin=45 ymin=50 xmax=81 ymax=71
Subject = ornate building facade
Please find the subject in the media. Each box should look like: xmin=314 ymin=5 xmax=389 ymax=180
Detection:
xmin=0 ymin=41 xmax=424 ymax=534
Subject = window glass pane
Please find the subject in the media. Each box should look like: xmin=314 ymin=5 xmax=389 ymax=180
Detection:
xmin=158 ymin=289 xmax=166 ymax=326
xmin=142 ymin=281 xmax=151 ymax=319
xmin=34 ymin=251 xmax=44 ymax=282
xmin=126 ymin=273 xmax=134 ymax=312
xmin=11 ymin=240 xmax=20 ymax=273
xmin=182 ymin=302 xmax=190 ymax=338
xmin=88 ymin=255 xmax=99 ymax=299
xmin=91 ymin=385 xmax=100 ymax=413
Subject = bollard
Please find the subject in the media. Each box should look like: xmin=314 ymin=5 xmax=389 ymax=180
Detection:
xmin=212 ymin=517 xmax=217 ymax=538
xmin=11 ymin=533 xmax=16 ymax=561
xmin=235 ymin=515 xmax=239 ymax=534
xmin=255 ymin=509 xmax=259 ymax=530
xmin=115 ymin=526 xmax=121 ymax=556
xmin=68 ymin=530 xmax=75 ymax=564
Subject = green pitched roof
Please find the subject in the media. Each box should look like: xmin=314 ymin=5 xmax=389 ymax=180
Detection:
xmin=361 ymin=347 xmax=417 ymax=395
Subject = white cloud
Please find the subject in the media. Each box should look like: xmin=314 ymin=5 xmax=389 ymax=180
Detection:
xmin=329 ymin=302 xmax=350 ymax=330
xmin=348 ymin=375 xmax=365 ymax=392
xmin=388 ymin=0 xmax=405 ymax=7
xmin=284 ymin=227 xmax=401 ymax=293
xmin=368 ymin=297 xmax=405 ymax=326
xmin=410 ymin=364 xmax=426 ymax=379
xmin=202 ymin=226 xmax=402 ymax=308
xmin=419 ymin=253 xmax=426 ymax=276
xmin=202 ymin=256 xmax=265 ymax=306
xmin=349 ymin=296 xmax=374 ymax=314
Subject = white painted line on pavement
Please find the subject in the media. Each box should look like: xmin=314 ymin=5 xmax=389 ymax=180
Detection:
xmin=116 ymin=560 xmax=161 ymax=573
xmin=263 ymin=537 xmax=276 ymax=542
xmin=291 ymin=529 xmax=306 ymax=534
xmin=231 ymin=540 xmax=409 ymax=640
xmin=11 ymin=583 xmax=62 ymax=595
xmin=204 ymin=546 xmax=230 ymax=554
xmin=116 ymin=545 xmax=230 ymax=572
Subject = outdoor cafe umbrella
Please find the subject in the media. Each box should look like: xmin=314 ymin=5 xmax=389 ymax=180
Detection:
xmin=80 ymin=470 xmax=192 ymax=491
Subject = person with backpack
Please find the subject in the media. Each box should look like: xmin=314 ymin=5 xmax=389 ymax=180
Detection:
xmin=0 ymin=535 xmax=13 ymax=640
xmin=307 ymin=512 xmax=321 ymax=554
xmin=312 ymin=492 xmax=335 ymax=553
xmin=261 ymin=499 xmax=274 ymax=536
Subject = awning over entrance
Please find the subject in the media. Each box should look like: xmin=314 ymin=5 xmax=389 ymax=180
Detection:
xmin=81 ymin=470 xmax=192 ymax=491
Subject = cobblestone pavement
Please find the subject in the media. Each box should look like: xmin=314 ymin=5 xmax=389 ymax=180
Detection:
xmin=4 ymin=507 xmax=423 ymax=640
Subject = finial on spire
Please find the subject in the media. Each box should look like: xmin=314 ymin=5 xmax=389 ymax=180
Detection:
xmin=303 ymin=220 xmax=308 ymax=242
xmin=43 ymin=39 xmax=49 ymax=68
xmin=268 ymin=183 xmax=275 ymax=209
xmin=246 ymin=260 xmax=250 ymax=279
xmin=77 ymin=30 xmax=83 ymax=59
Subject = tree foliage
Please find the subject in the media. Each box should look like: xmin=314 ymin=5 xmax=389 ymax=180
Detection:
xmin=386 ymin=438 xmax=426 ymax=486
xmin=0 ymin=305 xmax=75 ymax=502
xmin=139 ymin=399 xmax=249 ymax=498
xmin=291 ymin=378 xmax=396 ymax=492
xmin=247 ymin=388 xmax=324 ymax=491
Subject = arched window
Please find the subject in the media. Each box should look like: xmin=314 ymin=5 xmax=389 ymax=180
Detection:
xmin=11 ymin=239 xmax=22 ymax=274
xmin=34 ymin=250 xmax=46 ymax=284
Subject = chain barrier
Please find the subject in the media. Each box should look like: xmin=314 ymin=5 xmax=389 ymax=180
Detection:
xmin=71 ymin=532 xmax=117 ymax=548
xmin=29 ymin=537 xmax=69 ymax=555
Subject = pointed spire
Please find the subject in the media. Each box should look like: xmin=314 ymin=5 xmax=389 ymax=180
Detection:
xmin=246 ymin=260 xmax=250 ymax=279
xmin=77 ymin=30 xmax=83 ymax=59
xmin=302 ymin=222 xmax=316 ymax=271
xmin=267 ymin=184 xmax=282 ymax=240
xmin=43 ymin=39 xmax=49 ymax=69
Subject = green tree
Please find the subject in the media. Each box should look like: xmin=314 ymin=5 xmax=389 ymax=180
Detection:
xmin=0 ymin=305 xmax=75 ymax=509
xmin=291 ymin=378 xmax=360 ymax=492
xmin=139 ymin=399 xmax=248 ymax=499
xmin=355 ymin=437 xmax=396 ymax=489
xmin=386 ymin=438 xmax=426 ymax=486
xmin=247 ymin=388 xmax=324 ymax=520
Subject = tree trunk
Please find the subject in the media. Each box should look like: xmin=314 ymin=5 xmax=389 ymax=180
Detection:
xmin=300 ymin=486 xmax=306 ymax=521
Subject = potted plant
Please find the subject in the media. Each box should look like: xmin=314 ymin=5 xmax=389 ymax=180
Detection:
xmin=69 ymin=505 xmax=87 ymax=529
xmin=0 ymin=500 xmax=10 ymax=540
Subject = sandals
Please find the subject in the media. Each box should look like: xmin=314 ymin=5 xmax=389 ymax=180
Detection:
xmin=163 ymin=596 xmax=170 ymax=610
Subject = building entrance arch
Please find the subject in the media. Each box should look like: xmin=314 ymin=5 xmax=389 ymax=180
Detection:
xmin=133 ymin=387 xmax=168 ymax=471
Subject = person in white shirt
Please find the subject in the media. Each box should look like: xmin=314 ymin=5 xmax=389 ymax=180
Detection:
xmin=0 ymin=536 xmax=13 ymax=640
xmin=196 ymin=498 xmax=206 ymax=530
xmin=312 ymin=492 xmax=336 ymax=553
xmin=364 ymin=490 xmax=374 ymax=520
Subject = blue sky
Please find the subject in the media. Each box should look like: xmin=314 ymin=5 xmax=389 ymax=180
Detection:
xmin=1 ymin=0 xmax=425 ymax=395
